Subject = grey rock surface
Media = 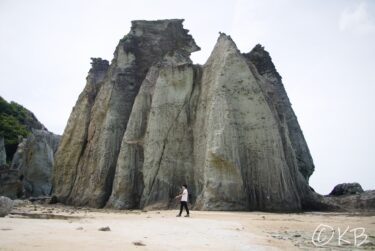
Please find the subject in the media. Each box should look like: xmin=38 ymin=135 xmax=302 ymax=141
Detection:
xmin=192 ymin=35 xmax=309 ymax=211
xmin=0 ymin=196 xmax=13 ymax=217
xmin=11 ymin=130 xmax=60 ymax=197
xmin=108 ymin=51 xmax=199 ymax=209
xmin=329 ymin=182 xmax=364 ymax=196
xmin=53 ymin=19 xmax=199 ymax=208
xmin=53 ymin=20 xmax=322 ymax=211
xmin=324 ymin=190 xmax=375 ymax=211
xmin=0 ymin=167 xmax=22 ymax=199
xmin=243 ymin=44 xmax=315 ymax=181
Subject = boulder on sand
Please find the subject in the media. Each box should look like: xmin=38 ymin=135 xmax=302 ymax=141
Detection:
xmin=329 ymin=183 xmax=364 ymax=196
xmin=0 ymin=196 xmax=13 ymax=217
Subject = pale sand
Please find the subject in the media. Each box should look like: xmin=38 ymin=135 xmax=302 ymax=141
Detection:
xmin=0 ymin=204 xmax=374 ymax=251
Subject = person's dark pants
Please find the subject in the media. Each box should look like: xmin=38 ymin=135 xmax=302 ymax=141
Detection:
xmin=179 ymin=201 xmax=189 ymax=215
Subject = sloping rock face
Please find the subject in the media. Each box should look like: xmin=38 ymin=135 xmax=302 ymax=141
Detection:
xmin=189 ymin=35 xmax=314 ymax=211
xmin=53 ymin=20 xmax=320 ymax=211
xmin=243 ymin=45 xmax=315 ymax=181
xmin=11 ymin=130 xmax=60 ymax=197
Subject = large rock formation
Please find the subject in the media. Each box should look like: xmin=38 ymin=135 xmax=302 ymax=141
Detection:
xmin=10 ymin=130 xmax=60 ymax=197
xmin=53 ymin=19 xmax=322 ymax=211
xmin=53 ymin=19 xmax=199 ymax=208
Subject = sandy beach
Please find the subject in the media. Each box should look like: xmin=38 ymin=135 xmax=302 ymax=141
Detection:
xmin=0 ymin=203 xmax=374 ymax=251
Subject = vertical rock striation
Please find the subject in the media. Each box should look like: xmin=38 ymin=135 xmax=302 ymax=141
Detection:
xmin=108 ymin=51 xmax=199 ymax=209
xmin=53 ymin=20 xmax=199 ymax=208
xmin=11 ymin=130 xmax=60 ymax=197
xmin=53 ymin=20 xmax=322 ymax=211
xmin=243 ymin=45 xmax=315 ymax=181
xmin=52 ymin=57 xmax=109 ymax=205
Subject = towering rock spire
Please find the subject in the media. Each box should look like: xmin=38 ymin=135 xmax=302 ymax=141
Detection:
xmin=244 ymin=44 xmax=315 ymax=181
xmin=53 ymin=19 xmax=200 ymax=208
xmin=53 ymin=21 xmax=323 ymax=211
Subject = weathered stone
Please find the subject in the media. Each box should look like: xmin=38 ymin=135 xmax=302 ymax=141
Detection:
xmin=52 ymin=57 xmax=109 ymax=206
xmin=329 ymin=182 xmax=364 ymax=196
xmin=0 ymin=196 xmax=13 ymax=217
xmin=53 ymin=20 xmax=323 ymax=211
xmin=324 ymin=190 xmax=375 ymax=211
xmin=98 ymin=226 xmax=111 ymax=231
xmin=53 ymin=19 xmax=200 ymax=208
xmin=107 ymin=51 xmax=199 ymax=209
xmin=0 ymin=167 xmax=22 ymax=199
xmin=243 ymin=44 xmax=315 ymax=181
xmin=192 ymin=35 xmax=304 ymax=211
xmin=11 ymin=130 xmax=60 ymax=197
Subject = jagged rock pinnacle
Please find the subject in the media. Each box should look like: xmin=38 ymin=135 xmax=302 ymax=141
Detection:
xmin=53 ymin=20 xmax=321 ymax=211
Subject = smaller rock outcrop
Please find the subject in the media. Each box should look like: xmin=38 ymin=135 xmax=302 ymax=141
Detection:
xmin=323 ymin=183 xmax=374 ymax=212
xmin=0 ymin=196 xmax=13 ymax=217
xmin=329 ymin=183 xmax=364 ymax=196
xmin=0 ymin=166 xmax=22 ymax=199
xmin=10 ymin=130 xmax=60 ymax=197
xmin=324 ymin=190 xmax=375 ymax=212
xmin=0 ymin=96 xmax=47 ymax=162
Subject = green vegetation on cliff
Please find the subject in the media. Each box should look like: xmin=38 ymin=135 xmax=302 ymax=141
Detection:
xmin=0 ymin=96 xmax=46 ymax=162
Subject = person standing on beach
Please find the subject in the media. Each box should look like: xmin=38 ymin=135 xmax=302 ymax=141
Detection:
xmin=175 ymin=184 xmax=190 ymax=217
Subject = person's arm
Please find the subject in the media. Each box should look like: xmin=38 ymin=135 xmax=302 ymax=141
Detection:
xmin=175 ymin=192 xmax=182 ymax=199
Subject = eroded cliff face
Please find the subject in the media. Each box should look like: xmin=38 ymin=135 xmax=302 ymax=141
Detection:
xmin=243 ymin=45 xmax=314 ymax=181
xmin=53 ymin=19 xmax=199 ymax=208
xmin=53 ymin=20 xmax=321 ymax=211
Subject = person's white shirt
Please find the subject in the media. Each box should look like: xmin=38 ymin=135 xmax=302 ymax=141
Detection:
xmin=181 ymin=188 xmax=188 ymax=202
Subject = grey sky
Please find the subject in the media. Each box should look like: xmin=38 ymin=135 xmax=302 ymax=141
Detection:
xmin=0 ymin=0 xmax=374 ymax=194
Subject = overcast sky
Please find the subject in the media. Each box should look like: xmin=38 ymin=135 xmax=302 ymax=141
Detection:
xmin=0 ymin=0 xmax=374 ymax=194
